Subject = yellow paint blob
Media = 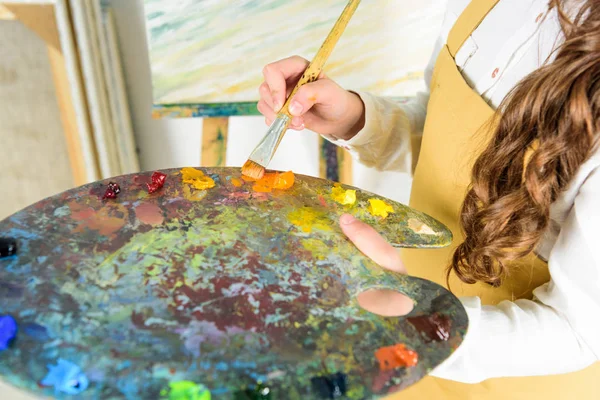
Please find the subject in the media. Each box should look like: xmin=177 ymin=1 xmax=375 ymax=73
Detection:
xmin=331 ymin=186 xmax=356 ymax=205
xmin=180 ymin=167 xmax=215 ymax=190
xmin=368 ymin=198 xmax=395 ymax=219
xmin=288 ymin=207 xmax=331 ymax=233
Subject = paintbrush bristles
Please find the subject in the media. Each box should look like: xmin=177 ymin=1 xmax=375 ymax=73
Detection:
xmin=242 ymin=160 xmax=265 ymax=180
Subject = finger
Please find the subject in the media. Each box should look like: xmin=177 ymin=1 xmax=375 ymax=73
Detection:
xmin=256 ymin=100 xmax=276 ymax=122
xmin=259 ymin=82 xmax=274 ymax=109
xmin=263 ymin=56 xmax=309 ymax=112
xmin=289 ymin=116 xmax=305 ymax=130
xmin=260 ymin=105 xmax=303 ymax=129
xmin=289 ymin=123 xmax=305 ymax=131
xmin=288 ymin=79 xmax=341 ymax=117
xmin=339 ymin=214 xmax=406 ymax=273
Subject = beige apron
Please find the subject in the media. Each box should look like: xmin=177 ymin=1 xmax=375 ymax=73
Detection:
xmin=389 ymin=0 xmax=600 ymax=398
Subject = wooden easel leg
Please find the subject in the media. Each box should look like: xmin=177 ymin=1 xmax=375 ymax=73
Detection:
xmin=201 ymin=117 xmax=229 ymax=167
xmin=319 ymin=138 xmax=353 ymax=185
xmin=337 ymin=146 xmax=353 ymax=185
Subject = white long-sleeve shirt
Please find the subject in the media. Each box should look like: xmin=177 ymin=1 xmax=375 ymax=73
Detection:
xmin=332 ymin=0 xmax=600 ymax=383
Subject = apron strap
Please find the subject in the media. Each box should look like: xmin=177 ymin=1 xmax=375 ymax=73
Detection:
xmin=447 ymin=0 xmax=500 ymax=58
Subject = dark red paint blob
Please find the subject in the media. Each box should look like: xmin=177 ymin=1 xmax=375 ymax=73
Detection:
xmin=407 ymin=312 xmax=451 ymax=342
xmin=102 ymin=182 xmax=121 ymax=200
xmin=108 ymin=182 xmax=121 ymax=194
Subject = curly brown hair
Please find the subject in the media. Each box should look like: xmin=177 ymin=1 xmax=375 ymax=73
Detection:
xmin=450 ymin=0 xmax=600 ymax=287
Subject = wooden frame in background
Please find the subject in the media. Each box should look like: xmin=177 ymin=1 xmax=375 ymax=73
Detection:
xmin=1 ymin=0 xmax=139 ymax=185
xmin=1 ymin=0 xmax=99 ymax=186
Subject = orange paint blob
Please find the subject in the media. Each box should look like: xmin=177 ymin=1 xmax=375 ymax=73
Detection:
xmin=242 ymin=175 xmax=258 ymax=182
xmin=231 ymin=178 xmax=243 ymax=187
xmin=252 ymin=183 xmax=273 ymax=193
xmin=250 ymin=171 xmax=295 ymax=193
xmin=375 ymin=344 xmax=418 ymax=371
xmin=273 ymin=171 xmax=295 ymax=189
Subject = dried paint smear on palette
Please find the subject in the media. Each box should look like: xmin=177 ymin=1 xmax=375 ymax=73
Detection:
xmin=0 ymin=167 xmax=466 ymax=399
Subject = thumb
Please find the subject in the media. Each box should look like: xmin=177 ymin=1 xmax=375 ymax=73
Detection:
xmin=340 ymin=214 xmax=406 ymax=274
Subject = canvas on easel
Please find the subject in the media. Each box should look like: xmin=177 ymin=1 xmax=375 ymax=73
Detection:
xmin=142 ymin=0 xmax=445 ymax=184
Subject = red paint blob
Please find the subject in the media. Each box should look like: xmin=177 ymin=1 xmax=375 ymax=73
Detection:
xmin=375 ymin=343 xmax=419 ymax=371
xmin=146 ymin=172 xmax=167 ymax=194
xmin=152 ymin=171 xmax=167 ymax=186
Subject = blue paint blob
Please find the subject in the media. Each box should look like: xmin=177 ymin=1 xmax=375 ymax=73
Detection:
xmin=0 ymin=315 xmax=17 ymax=350
xmin=22 ymin=323 xmax=50 ymax=342
xmin=215 ymin=362 xmax=228 ymax=371
xmin=231 ymin=360 xmax=257 ymax=369
xmin=200 ymin=361 xmax=211 ymax=370
xmin=41 ymin=359 xmax=89 ymax=395
xmin=209 ymin=174 xmax=221 ymax=185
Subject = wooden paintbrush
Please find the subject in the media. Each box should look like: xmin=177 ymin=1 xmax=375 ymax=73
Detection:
xmin=242 ymin=0 xmax=362 ymax=180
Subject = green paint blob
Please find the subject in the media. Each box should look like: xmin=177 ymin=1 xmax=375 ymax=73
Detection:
xmin=161 ymin=381 xmax=211 ymax=400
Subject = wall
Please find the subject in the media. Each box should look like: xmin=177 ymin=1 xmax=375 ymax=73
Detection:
xmin=0 ymin=21 xmax=74 ymax=220
xmin=108 ymin=0 xmax=448 ymax=205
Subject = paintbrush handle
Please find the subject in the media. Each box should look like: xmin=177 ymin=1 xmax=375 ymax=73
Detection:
xmin=280 ymin=0 xmax=361 ymax=118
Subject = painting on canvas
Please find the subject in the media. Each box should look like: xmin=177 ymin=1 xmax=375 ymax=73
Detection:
xmin=143 ymin=0 xmax=445 ymax=117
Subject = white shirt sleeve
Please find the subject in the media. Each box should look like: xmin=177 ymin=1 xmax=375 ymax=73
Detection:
xmin=326 ymin=36 xmax=442 ymax=174
xmin=430 ymin=166 xmax=600 ymax=383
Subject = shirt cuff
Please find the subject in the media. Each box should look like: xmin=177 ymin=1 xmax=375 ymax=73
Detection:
xmin=324 ymin=90 xmax=383 ymax=151
xmin=323 ymin=90 xmax=414 ymax=173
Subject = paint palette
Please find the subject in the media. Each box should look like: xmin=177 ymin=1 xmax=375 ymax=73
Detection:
xmin=0 ymin=167 xmax=467 ymax=399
